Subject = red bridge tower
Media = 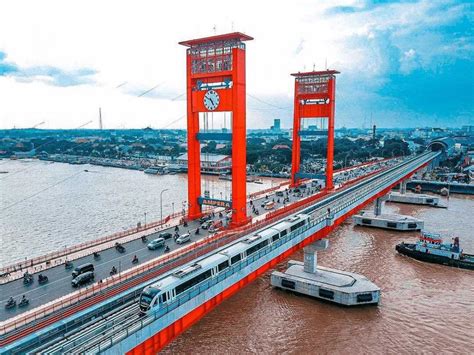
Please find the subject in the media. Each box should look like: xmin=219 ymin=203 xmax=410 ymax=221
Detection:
xmin=179 ymin=33 xmax=253 ymax=226
xmin=290 ymin=70 xmax=339 ymax=190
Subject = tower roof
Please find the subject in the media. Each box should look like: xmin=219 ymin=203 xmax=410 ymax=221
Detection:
xmin=179 ymin=32 xmax=253 ymax=47
xmin=291 ymin=70 xmax=340 ymax=77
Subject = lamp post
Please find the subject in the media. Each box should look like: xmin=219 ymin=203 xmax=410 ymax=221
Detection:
xmin=144 ymin=212 xmax=147 ymax=227
xmin=172 ymin=202 xmax=175 ymax=215
xmin=160 ymin=188 xmax=169 ymax=223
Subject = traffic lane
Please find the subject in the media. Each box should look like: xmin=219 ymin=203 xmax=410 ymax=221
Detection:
xmin=0 ymin=219 xmax=213 ymax=321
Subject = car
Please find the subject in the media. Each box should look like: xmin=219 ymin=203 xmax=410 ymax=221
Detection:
xmin=159 ymin=232 xmax=172 ymax=240
xmin=199 ymin=215 xmax=212 ymax=223
xmin=201 ymin=220 xmax=213 ymax=230
xmin=209 ymin=220 xmax=223 ymax=233
xmin=147 ymin=237 xmax=166 ymax=250
xmin=276 ymin=191 xmax=284 ymax=197
xmin=72 ymin=263 xmax=94 ymax=278
xmin=71 ymin=271 xmax=94 ymax=287
xmin=176 ymin=233 xmax=191 ymax=244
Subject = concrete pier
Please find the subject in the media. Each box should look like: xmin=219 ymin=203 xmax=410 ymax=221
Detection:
xmin=353 ymin=193 xmax=424 ymax=231
xmin=387 ymin=191 xmax=447 ymax=208
xmin=353 ymin=211 xmax=423 ymax=231
xmin=271 ymin=239 xmax=380 ymax=306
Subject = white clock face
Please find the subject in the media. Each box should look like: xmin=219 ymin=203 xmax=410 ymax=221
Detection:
xmin=204 ymin=90 xmax=220 ymax=111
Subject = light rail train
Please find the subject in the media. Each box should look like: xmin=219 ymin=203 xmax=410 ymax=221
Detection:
xmin=139 ymin=214 xmax=311 ymax=314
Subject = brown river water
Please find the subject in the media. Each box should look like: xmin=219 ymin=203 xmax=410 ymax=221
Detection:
xmin=164 ymin=195 xmax=474 ymax=354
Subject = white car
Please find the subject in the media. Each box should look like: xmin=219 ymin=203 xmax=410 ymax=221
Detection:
xmin=176 ymin=233 xmax=191 ymax=244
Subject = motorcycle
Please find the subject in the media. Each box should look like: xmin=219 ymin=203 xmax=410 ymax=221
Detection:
xmin=23 ymin=273 xmax=33 ymax=285
xmin=18 ymin=297 xmax=29 ymax=308
xmin=174 ymin=226 xmax=179 ymax=232
xmin=195 ymin=228 xmax=200 ymax=235
xmin=65 ymin=260 xmax=73 ymax=269
xmin=5 ymin=298 xmax=16 ymax=309
xmin=93 ymin=252 xmax=100 ymax=259
xmin=110 ymin=267 xmax=118 ymax=276
xmin=38 ymin=274 xmax=48 ymax=285
xmin=141 ymin=236 xmax=148 ymax=243
xmin=132 ymin=256 xmax=139 ymax=264
xmin=164 ymin=245 xmax=170 ymax=253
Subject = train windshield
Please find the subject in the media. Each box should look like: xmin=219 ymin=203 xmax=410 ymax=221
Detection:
xmin=140 ymin=287 xmax=160 ymax=305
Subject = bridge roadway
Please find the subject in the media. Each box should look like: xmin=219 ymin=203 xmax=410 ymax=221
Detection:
xmin=0 ymin=152 xmax=436 ymax=353
xmin=0 ymin=158 xmax=397 ymax=322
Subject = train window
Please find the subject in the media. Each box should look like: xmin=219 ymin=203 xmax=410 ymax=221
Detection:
xmin=280 ymin=230 xmax=287 ymax=238
xmin=218 ymin=260 xmax=229 ymax=272
xmin=290 ymin=220 xmax=305 ymax=232
xmin=408 ymin=223 xmax=417 ymax=229
xmin=362 ymin=219 xmax=372 ymax=225
xmin=387 ymin=222 xmax=397 ymax=228
xmin=231 ymin=254 xmax=241 ymax=265
xmin=246 ymin=240 xmax=269 ymax=256
xmin=161 ymin=292 xmax=168 ymax=303
xmin=175 ymin=269 xmax=212 ymax=295
xmin=272 ymin=233 xmax=280 ymax=242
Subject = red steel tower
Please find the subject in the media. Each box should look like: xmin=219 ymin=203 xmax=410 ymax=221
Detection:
xmin=290 ymin=70 xmax=339 ymax=190
xmin=179 ymin=32 xmax=253 ymax=226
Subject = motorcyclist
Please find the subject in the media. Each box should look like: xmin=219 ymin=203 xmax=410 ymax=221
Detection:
xmin=111 ymin=266 xmax=117 ymax=274
xmin=175 ymin=225 xmax=179 ymax=231
xmin=164 ymin=245 xmax=170 ymax=252
xmin=195 ymin=227 xmax=200 ymax=235
xmin=7 ymin=297 xmax=14 ymax=305
xmin=21 ymin=295 xmax=28 ymax=304
xmin=132 ymin=255 xmax=138 ymax=263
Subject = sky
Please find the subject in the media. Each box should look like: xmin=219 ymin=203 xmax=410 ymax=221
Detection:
xmin=0 ymin=0 xmax=472 ymax=130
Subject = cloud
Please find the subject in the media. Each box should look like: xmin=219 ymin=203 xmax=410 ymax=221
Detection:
xmin=0 ymin=0 xmax=472 ymax=129
xmin=0 ymin=51 xmax=97 ymax=86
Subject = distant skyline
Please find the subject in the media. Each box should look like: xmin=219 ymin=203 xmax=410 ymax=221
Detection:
xmin=0 ymin=0 xmax=472 ymax=130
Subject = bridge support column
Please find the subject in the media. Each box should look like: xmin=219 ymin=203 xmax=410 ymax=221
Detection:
xmin=399 ymin=180 xmax=407 ymax=194
xmin=304 ymin=239 xmax=329 ymax=273
xmin=374 ymin=196 xmax=386 ymax=216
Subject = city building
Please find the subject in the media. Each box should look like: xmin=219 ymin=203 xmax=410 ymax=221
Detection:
xmin=271 ymin=119 xmax=281 ymax=131
xmin=176 ymin=153 xmax=231 ymax=174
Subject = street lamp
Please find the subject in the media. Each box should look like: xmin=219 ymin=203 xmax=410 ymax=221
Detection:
xmin=144 ymin=212 xmax=147 ymax=227
xmin=172 ymin=202 xmax=175 ymax=215
xmin=160 ymin=188 xmax=169 ymax=223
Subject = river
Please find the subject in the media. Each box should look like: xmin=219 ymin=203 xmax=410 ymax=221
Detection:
xmin=164 ymin=195 xmax=474 ymax=354
xmin=0 ymin=159 xmax=281 ymax=267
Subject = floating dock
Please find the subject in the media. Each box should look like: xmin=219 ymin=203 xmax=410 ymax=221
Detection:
xmin=271 ymin=240 xmax=380 ymax=306
xmin=387 ymin=192 xmax=447 ymax=208
xmin=353 ymin=211 xmax=424 ymax=231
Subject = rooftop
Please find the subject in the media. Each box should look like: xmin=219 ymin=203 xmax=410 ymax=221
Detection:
xmin=291 ymin=70 xmax=340 ymax=77
xmin=179 ymin=32 xmax=253 ymax=47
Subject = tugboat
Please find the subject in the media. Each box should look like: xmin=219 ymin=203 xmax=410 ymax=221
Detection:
xmin=396 ymin=231 xmax=474 ymax=270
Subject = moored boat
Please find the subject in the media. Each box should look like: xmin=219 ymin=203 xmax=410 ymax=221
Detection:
xmin=396 ymin=231 xmax=474 ymax=270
